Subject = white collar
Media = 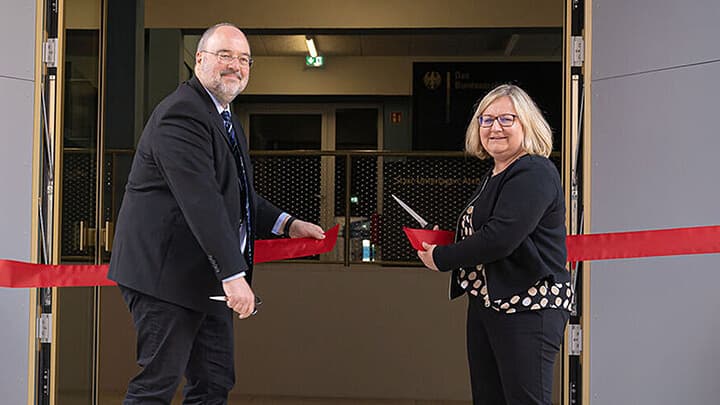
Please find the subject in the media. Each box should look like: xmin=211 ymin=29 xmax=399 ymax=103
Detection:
xmin=202 ymin=85 xmax=229 ymax=115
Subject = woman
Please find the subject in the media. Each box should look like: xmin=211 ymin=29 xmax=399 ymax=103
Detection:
xmin=418 ymin=84 xmax=572 ymax=405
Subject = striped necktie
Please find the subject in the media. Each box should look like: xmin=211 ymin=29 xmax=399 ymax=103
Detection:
xmin=221 ymin=110 xmax=253 ymax=265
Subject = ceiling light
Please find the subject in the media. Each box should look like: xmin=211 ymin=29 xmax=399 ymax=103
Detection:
xmin=305 ymin=36 xmax=318 ymax=58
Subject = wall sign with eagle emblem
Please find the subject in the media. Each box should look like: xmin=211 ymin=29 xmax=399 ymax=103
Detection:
xmin=423 ymin=71 xmax=442 ymax=90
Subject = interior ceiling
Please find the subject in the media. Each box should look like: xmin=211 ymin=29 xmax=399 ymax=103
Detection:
xmin=244 ymin=28 xmax=562 ymax=58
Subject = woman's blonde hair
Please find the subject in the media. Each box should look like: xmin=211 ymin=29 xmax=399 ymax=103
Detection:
xmin=465 ymin=84 xmax=553 ymax=159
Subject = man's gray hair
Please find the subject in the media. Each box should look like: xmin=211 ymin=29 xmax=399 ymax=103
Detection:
xmin=196 ymin=22 xmax=242 ymax=53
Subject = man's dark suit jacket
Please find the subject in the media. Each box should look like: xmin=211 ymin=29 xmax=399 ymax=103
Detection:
xmin=108 ymin=76 xmax=282 ymax=315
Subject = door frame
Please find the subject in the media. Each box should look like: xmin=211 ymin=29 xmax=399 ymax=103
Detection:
xmin=26 ymin=1 xmax=589 ymax=403
xmin=562 ymin=0 xmax=591 ymax=404
xmin=238 ymin=102 xmax=384 ymax=243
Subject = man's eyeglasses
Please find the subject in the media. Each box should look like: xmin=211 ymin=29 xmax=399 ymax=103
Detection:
xmin=477 ymin=114 xmax=517 ymax=128
xmin=201 ymin=50 xmax=254 ymax=68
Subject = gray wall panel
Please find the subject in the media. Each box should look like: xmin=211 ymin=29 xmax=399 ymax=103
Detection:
xmin=0 ymin=79 xmax=34 ymax=252
xmin=592 ymin=0 xmax=720 ymax=80
xmin=0 ymin=1 xmax=36 ymax=403
xmin=591 ymin=16 xmax=720 ymax=405
xmin=0 ymin=1 xmax=35 ymax=80
xmin=590 ymin=256 xmax=720 ymax=405
xmin=0 ymin=288 xmax=31 ymax=403
xmin=0 ymin=76 xmax=34 ymax=404
xmin=591 ymin=62 xmax=720 ymax=232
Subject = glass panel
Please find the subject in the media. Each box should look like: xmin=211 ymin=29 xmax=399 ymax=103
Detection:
xmin=61 ymin=29 xmax=99 ymax=263
xmin=380 ymin=156 xmax=491 ymax=262
xmin=333 ymin=156 xmax=377 ymax=262
xmin=251 ymin=155 xmax=323 ymax=260
xmin=249 ymin=112 xmax=325 ymax=259
xmin=98 ymin=1 xmax=144 ymax=401
xmin=334 ymin=109 xmax=379 ymax=261
xmin=56 ymin=26 xmax=100 ymax=404
xmin=249 ymin=114 xmax=322 ymax=150
xmin=55 ymin=287 xmax=98 ymax=404
xmin=248 ymin=113 xmax=326 ymax=260
xmin=335 ymin=108 xmax=378 ymax=150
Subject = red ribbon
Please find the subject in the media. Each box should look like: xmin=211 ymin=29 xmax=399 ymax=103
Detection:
xmin=404 ymin=225 xmax=720 ymax=262
xmin=4 ymin=224 xmax=720 ymax=288
xmin=0 ymin=225 xmax=339 ymax=288
xmin=565 ymin=225 xmax=720 ymax=262
xmin=255 ymin=224 xmax=339 ymax=263
xmin=403 ymin=227 xmax=454 ymax=250
xmin=0 ymin=260 xmax=117 ymax=288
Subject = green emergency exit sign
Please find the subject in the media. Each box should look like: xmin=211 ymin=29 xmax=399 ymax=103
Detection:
xmin=305 ymin=55 xmax=324 ymax=67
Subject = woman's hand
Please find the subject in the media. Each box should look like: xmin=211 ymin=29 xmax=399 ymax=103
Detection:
xmin=418 ymin=241 xmax=439 ymax=271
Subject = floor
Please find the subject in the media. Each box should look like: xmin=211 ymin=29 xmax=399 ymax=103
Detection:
xmin=220 ymin=398 xmax=470 ymax=405
xmin=97 ymin=394 xmax=470 ymax=405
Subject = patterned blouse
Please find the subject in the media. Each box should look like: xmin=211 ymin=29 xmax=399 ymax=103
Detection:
xmin=456 ymin=206 xmax=573 ymax=314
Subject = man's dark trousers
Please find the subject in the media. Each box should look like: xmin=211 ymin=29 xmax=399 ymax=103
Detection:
xmin=120 ymin=285 xmax=235 ymax=405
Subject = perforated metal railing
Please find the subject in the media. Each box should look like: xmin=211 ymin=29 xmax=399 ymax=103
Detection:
xmin=251 ymin=151 xmax=565 ymax=266
xmin=62 ymin=150 xmax=559 ymax=265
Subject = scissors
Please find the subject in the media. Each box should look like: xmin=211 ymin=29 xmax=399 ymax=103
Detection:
xmin=209 ymin=295 xmax=263 ymax=316
xmin=391 ymin=194 xmax=434 ymax=230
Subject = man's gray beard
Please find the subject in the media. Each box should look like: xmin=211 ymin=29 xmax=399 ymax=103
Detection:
xmin=197 ymin=65 xmax=244 ymax=105
xmin=210 ymin=80 xmax=242 ymax=105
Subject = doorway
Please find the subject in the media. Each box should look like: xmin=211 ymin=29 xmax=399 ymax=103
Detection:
xmin=31 ymin=1 xmax=576 ymax=403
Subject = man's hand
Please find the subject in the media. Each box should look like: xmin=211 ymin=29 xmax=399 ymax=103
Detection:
xmin=418 ymin=241 xmax=439 ymax=271
xmin=222 ymin=276 xmax=255 ymax=319
xmin=288 ymin=219 xmax=325 ymax=239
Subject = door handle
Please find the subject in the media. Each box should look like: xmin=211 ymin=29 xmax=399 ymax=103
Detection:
xmin=78 ymin=220 xmax=98 ymax=251
xmin=79 ymin=220 xmax=86 ymax=251
xmin=102 ymin=221 xmax=114 ymax=252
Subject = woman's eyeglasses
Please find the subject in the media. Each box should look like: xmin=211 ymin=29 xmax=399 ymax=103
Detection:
xmin=477 ymin=114 xmax=517 ymax=128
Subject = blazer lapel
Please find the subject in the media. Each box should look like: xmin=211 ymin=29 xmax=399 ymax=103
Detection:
xmin=187 ymin=76 xmax=235 ymax=150
xmin=230 ymin=115 xmax=253 ymax=182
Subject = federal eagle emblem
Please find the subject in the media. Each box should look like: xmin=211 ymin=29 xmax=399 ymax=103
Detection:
xmin=423 ymin=71 xmax=442 ymax=90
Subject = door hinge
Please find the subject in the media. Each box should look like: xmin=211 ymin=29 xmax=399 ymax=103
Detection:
xmin=43 ymin=38 xmax=58 ymax=68
xmin=568 ymin=323 xmax=582 ymax=355
xmin=571 ymin=36 xmax=584 ymax=67
xmin=38 ymin=313 xmax=52 ymax=343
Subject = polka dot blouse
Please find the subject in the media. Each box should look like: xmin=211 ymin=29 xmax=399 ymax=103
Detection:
xmin=456 ymin=206 xmax=573 ymax=314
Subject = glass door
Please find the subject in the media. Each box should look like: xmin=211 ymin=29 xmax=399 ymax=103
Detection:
xmin=54 ymin=0 xmax=104 ymax=402
xmin=97 ymin=0 xmax=144 ymax=399
xmin=45 ymin=0 xmax=141 ymax=403
xmin=241 ymin=106 xmax=328 ymax=244
xmin=333 ymin=107 xmax=381 ymax=263
xmin=239 ymin=103 xmax=382 ymax=264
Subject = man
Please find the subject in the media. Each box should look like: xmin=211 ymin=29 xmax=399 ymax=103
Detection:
xmin=108 ymin=23 xmax=325 ymax=404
